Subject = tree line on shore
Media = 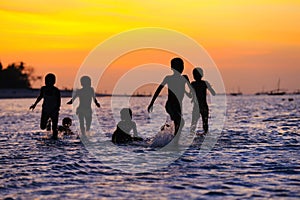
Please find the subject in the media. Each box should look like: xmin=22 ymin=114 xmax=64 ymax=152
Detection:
xmin=0 ymin=61 xmax=40 ymax=89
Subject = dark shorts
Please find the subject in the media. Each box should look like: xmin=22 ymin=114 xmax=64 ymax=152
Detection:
xmin=165 ymin=100 xmax=182 ymax=123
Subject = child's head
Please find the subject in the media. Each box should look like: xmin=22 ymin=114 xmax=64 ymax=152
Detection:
xmin=80 ymin=76 xmax=91 ymax=88
xmin=120 ymin=108 xmax=133 ymax=121
xmin=171 ymin=57 xmax=184 ymax=74
xmin=62 ymin=117 xmax=72 ymax=128
xmin=193 ymin=67 xmax=203 ymax=81
xmin=45 ymin=73 xmax=56 ymax=86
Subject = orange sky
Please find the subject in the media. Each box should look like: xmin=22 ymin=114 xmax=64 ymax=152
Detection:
xmin=0 ymin=0 xmax=299 ymax=94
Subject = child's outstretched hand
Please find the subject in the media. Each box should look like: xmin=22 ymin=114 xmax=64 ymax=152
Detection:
xmin=95 ymin=102 xmax=100 ymax=108
xmin=147 ymin=104 xmax=153 ymax=113
xmin=66 ymin=99 xmax=72 ymax=105
xmin=29 ymin=104 xmax=36 ymax=110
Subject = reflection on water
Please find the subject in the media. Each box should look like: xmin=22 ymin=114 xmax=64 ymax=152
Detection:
xmin=0 ymin=96 xmax=299 ymax=199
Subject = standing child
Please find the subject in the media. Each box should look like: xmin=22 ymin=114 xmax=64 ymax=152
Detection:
xmin=67 ymin=76 xmax=100 ymax=135
xmin=30 ymin=73 xmax=61 ymax=139
xmin=112 ymin=108 xmax=142 ymax=144
xmin=190 ymin=67 xmax=216 ymax=133
xmin=147 ymin=57 xmax=192 ymax=136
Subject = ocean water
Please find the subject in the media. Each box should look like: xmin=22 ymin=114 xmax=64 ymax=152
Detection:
xmin=0 ymin=95 xmax=299 ymax=199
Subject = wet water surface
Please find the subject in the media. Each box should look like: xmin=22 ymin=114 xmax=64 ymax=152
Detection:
xmin=0 ymin=96 xmax=299 ymax=199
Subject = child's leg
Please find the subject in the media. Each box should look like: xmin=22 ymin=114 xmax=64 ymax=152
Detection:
xmin=166 ymin=101 xmax=183 ymax=135
xmin=51 ymin=111 xmax=59 ymax=139
xmin=170 ymin=116 xmax=184 ymax=146
xmin=200 ymin=107 xmax=209 ymax=133
xmin=171 ymin=110 xmax=184 ymax=137
xmin=40 ymin=112 xmax=49 ymax=130
xmin=202 ymin=115 xmax=208 ymax=133
xmin=190 ymin=107 xmax=200 ymax=133
xmin=85 ymin=111 xmax=92 ymax=132
xmin=175 ymin=117 xmax=184 ymax=135
xmin=46 ymin=119 xmax=51 ymax=131
xmin=78 ymin=113 xmax=86 ymax=135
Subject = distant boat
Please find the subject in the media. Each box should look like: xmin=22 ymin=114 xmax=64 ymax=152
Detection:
xmin=230 ymin=92 xmax=243 ymax=96
xmin=292 ymin=89 xmax=300 ymax=95
xmin=230 ymin=88 xmax=243 ymax=96
xmin=255 ymin=91 xmax=268 ymax=95
xmin=268 ymin=79 xmax=286 ymax=95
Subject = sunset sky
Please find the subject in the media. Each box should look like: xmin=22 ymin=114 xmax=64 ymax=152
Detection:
xmin=0 ymin=0 xmax=299 ymax=94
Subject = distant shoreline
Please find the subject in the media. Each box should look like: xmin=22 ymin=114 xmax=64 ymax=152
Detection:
xmin=0 ymin=88 xmax=72 ymax=99
xmin=1 ymin=88 xmax=298 ymax=99
xmin=0 ymin=88 xmax=151 ymax=99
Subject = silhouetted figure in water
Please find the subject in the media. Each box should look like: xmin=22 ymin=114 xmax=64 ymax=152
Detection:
xmin=30 ymin=73 xmax=61 ymax=139
xmin=58 ymin=117 xmax=73 ymax=135
xmin=147 ymin=58 xmax=193 ymax=136
xmin=190 ymin=67 xmax=216 ymax=133
xmin=67 ymin=76 xmax=100 ymax=135
xmin=112 ymin=108 xmax=143 ymax=144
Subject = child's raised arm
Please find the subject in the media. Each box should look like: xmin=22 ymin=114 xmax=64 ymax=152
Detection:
xmin=183 ymin=74 xmax=193 ymax=99
xmin=67 ymin=90 xmax=78 ymax=104
xmin=147 ymin=78 xmax=167 ymax=113
xmin=94 ymin=98 xmax=100 ymax=108
xmin=92 ymin=88 xmax=100 ymax=108
xmin=29 ymin=87 xmax=44 ymax=110
xmin=206 ymin=81 xmax=216 ymax=96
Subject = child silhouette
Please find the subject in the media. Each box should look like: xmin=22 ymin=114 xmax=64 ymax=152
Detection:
xmin=147 ymin=57 xmax=192 ymax=136
xmin=190 ymin=67 xmax=216 ymax=133
xmin=67 ymin=76 xmax=100 ymax=135
xmin=112 ymin=108 xmax=142 ymax=144
xmin=58 ymin=117 xmax=73 ymax=135
xmin=30 ymin=73 xmax=61 ymax=140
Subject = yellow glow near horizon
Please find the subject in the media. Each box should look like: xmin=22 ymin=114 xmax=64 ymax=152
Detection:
xmin=0 ymin=0 xmax=299 ymax=93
